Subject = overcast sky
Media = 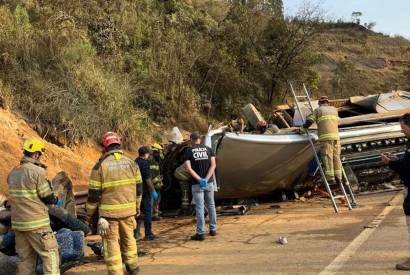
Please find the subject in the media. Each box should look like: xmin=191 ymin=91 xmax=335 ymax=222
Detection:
xmin=284 ymin=0 xmax=410 ymax=39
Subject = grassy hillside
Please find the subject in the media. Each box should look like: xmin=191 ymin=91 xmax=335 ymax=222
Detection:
xmin=315 ymin=23 xmax=410 ymax=99
xmin=0 ymin=1 xmax=215 ymax=148
xmin=0 ymin=1 xmax=409 ymax=148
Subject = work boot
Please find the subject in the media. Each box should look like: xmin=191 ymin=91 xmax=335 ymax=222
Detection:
xmin=126 ymin=265 xmax=140 ymax=275
xmin=134 ymin=230 xmax=142 ymax=242
xmin=209 ymin=230 xmax=217 ymax=236
xmin=190 ymin=234 xmax=205 ymax=241
xmin=138 ymin=249 xmax=147 ymax=257
xmin=327 ymin=179 xmax=336 ymax=186
xmin=143 ymin=234 xmax=158 ymax=241
xmin=87 ymin=241 xmax=103 ymax=256
xmin=396 ymin=258 xmax=410 ymax=270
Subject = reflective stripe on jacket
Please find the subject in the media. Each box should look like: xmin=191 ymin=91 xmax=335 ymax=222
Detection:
xmin=7 ymin=157 xmax=54 ymax=231
xmin=86 ymin=150 xmax=142 ymax=219
xmin=149 ymin=159 xmax=160 ymax=178
xmin=307 ymin=105 xmax=340 ymax=141
xmin=148 ymin=157 xmax=163 ymax=186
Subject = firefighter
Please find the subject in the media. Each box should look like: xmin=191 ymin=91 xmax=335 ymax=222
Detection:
xmin=86 ymin=132 xmax=142 ymax=275
xmin=301 ymin=96 xmax=342 ymax=184
xmin=8 ymin=139 xmax=62 ymax=275
xmin=150 ymin=143 xmax=164 ymax=221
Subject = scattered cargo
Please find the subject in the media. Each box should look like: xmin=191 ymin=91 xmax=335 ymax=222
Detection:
xmin=158 ymin=91 xmax=409 ymax=206
xmin=201 ymin=90 xmax=409 ymax=200
xmin=242 ymin=103 xmax=265 ymax=129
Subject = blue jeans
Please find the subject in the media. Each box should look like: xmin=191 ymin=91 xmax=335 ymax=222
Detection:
xmin=138 ymin=193 xmax=153 ymax=236
xmin=192 ymin=183 xmax=217 ymax=235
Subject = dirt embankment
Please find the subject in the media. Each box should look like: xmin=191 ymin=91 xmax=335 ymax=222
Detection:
xmin=0 ymin=108 xmax=101 ymax=194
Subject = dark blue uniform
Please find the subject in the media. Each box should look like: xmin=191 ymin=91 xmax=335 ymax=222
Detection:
xmin=136 ymin=157 xmax=154 ymax=237
xmin=389 ymin=142 xmax=410 ymax=215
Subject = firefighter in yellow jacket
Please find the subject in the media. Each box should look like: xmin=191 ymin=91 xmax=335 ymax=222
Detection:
xmin=86 ymin=132 xmax=142 ymax=275
xmin=302 ymin=96 xmax=342 ymax=184
xmin=8 ymin=139 xmax=62 ymax=275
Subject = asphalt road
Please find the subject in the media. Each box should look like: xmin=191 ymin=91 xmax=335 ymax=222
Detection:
xmin=67 ymin=190 xmax=409 ymax=274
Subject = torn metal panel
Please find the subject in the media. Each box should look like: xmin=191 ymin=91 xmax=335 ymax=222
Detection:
xmin=350 ymin=91 xmax=410 ymax=113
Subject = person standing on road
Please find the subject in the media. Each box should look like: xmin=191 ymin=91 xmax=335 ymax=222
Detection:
xmin=382 ymin=113 xmax=410 ymax=270
xmin=136 ymin=146 xmax=158 ymax=241
xmin=86 ymin=132 xmax=142 ymax=275
xmin=301 ymin=96 xmax=342 ymax=185
xmin=185 ymin=132 xmax=217 ymax=241
xmin=8 ymin=139 xmax=62 ymax=275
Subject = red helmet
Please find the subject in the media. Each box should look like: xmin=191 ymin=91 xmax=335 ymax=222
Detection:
xmin=318 ymin=96 xmax=329 ymax=104
xmin=101 ymin=132 xmax=121 ymax=149
xmin=256 ymin=120 xmax=267 ymax=130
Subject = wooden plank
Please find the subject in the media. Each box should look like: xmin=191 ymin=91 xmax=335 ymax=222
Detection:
xmin=275 ymin=112 xmax=291 ymax=128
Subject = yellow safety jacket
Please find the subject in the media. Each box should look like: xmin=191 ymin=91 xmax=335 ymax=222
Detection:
xmin=149 ymin=157 xmax=163 ymax=189
xmin=7 ymin=157 xmax=55 ymax=231
xmin=86 ymin=150 xmax=142 ymax=219
xmin=307 ymin=105 xmax=340 ymax=141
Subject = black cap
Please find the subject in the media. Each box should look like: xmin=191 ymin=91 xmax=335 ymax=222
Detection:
xmin=138 ymin=146 xmax=151 ymax=156
xmin=190 ymin=131 xmax=201 ymax=140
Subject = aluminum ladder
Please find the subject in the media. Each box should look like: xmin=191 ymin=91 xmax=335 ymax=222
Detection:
xmin=289 ymin=83 xmax=357 ymax=213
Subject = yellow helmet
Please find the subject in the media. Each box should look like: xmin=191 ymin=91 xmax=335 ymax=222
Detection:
xmin=151 ymin=143 xmax=163 ymax=152
xmin=23 ymin=139 xmax=46 ymax=154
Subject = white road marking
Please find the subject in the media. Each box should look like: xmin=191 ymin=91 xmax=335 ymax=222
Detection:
xmin=319 ymin=192 xmax=403 ymax=275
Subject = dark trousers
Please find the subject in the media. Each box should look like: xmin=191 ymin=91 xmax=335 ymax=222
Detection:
xmin=138 ymin=193 xmax=153 ymax=236
xmin=404 ymin=187 xmax=410 ymax=215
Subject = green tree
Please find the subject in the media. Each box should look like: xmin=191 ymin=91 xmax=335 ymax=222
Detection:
xmin=271 ymin=0 xmax=284 ymax=20
xmin=257 ymin=6 xmax=321 ymax=103
xmin=351 ymin=11 xmax=362 ymax=24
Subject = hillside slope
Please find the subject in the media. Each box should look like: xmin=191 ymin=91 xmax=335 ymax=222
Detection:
xmin=0 ymin=108 xmax=100 ymax=194
xmin=315 ymin=24 xmax=410 ymax=98
xmin=1 ymin=2 xmax=409 ymax=148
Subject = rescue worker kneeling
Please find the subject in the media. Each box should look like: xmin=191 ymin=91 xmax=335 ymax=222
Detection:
xmin=86 ymin=132 xmax=142 ymax=275
xmin=8 ymin=139 xmax=62 ymax=275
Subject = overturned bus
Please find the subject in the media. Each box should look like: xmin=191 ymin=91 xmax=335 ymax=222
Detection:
xmin=161 ymin=91 xmax=409 ymax=205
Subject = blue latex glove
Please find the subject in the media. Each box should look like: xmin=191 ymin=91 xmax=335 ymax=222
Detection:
xmin=55 ymin=198 xmax=63 ymax=208
xmin=151 ymin=190 xmax=159 ymax=201
xmin=199 ymin=178 xmax=208 ymax=188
